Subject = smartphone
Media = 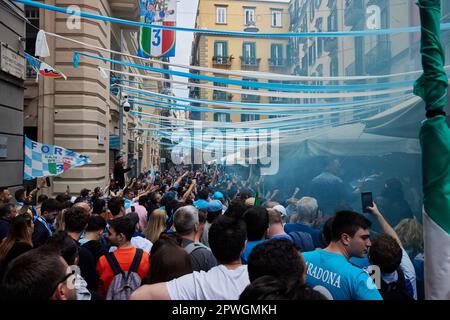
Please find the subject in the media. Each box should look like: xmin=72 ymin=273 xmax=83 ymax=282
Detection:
xmin=361 ymin=192 xmax=373 ymax=213
xmin=46 ymin=177 xmax=51 ymax=187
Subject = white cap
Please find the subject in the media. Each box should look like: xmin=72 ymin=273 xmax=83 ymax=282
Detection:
xmin=273 ymin=204 xmax=287 ymax=217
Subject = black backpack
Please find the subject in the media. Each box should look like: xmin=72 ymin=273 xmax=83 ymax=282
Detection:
xmin=379 ymin=268 xmax=414 ymax=300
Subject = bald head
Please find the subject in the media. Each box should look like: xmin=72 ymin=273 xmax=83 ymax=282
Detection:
xmin=72 ymin=201 xmax=91 ymax=215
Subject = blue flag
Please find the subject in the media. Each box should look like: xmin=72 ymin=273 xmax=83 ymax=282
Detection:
xmin=24 ymin=136 xmax=91 ymax=180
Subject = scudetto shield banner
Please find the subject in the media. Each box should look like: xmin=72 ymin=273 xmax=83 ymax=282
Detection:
xmin=138 ymin=0 xmax=177 ymax=58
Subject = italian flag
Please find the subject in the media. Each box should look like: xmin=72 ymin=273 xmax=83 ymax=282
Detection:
xmin=414 ymin=0 xmax=450 ymax=300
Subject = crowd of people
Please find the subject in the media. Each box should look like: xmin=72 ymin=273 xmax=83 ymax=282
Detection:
xmin=0 ymin=155 xmax=424 ymax=300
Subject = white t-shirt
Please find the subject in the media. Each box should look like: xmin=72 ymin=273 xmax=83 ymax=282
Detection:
xmin=109 ymin=237 xmax=153 ymax=253
xmin=166 ymin=264 xmax=249 ymax=300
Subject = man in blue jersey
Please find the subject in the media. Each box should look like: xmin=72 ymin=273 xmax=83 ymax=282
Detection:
xmin=303 ymin=210 xmax=382 ymax=300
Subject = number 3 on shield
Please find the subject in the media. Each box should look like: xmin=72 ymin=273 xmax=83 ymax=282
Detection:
xmin=152 ymin=29 xmax=161 ymax=46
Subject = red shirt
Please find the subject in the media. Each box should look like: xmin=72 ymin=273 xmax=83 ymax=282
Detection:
xmin=96 ymin=247 xmax=150 ymax=298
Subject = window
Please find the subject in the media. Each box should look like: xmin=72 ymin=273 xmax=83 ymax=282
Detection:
xmin=25 ymin=6 xmax=39 ymax=55
xmin=271 ymin=9 xmax=282 ymax=27
xmin=241 ymin=114 xmax=260 ymax=122
xmin=214 ymin=41 xmax=228 ymax=64
xmin=244 ymin=7 xmax=255 ymax=26
xmin=270 ymin=44 xmax=283 ymax=65
xmin=214 ymin=113 xmax=230 ymax=122
xmin=242 ymin=42 xmax=256 ymax=65
xmin=242 ymin=78 xmax=259 ymax=102
xmin=213 ymin=81 xmax=228 ymax=101
xmin=216 ymin=6 xmax=227 ymax=24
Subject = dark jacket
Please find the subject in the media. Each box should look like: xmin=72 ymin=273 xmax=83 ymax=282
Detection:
xmin=32 ymin=218 xmax=52 ymax=248
xmin=0 ymin=218 xmax=11 ymax=241
xmin=113 ymin=163 xmax=132 ymax=188
xmin=0 ymin=241 xmax=33 ymax=278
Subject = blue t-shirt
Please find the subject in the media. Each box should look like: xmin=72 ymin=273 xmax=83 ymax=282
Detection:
xmin=284 ymin=223 xmax=324 ymax=248
xmin=241 ymin=240 xmax=266 ymax=264
xmin=303 ymin=250 xmax=382 ymax=300
xmin=270 ymin=234 xmax=293 ymax=241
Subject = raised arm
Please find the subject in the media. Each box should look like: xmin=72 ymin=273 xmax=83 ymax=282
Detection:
xmin=130 ymin=282 xmax=170 ymax=300
xmin=366 ymin=202 xmax=402 ymax=247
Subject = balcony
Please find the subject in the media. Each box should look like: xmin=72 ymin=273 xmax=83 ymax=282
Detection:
xmin=269 ymin=96 xmax=288 ymax=103
xmin=268 ymin=58 xmax=287 ymax=68
xmin=240 ymin=57 xmax=261 ymax=68
xmin=108 ymin=0 xmax=139 ymax=21
xmin=241 ymin=94 xmax=260 ymax=103
xmin=344 ymin=0 xmax=364 ymax=26
xmin=213 ymin=91 xmax=233 ymax=101
xmin=212 ymin=55 xmax=233 ymax=66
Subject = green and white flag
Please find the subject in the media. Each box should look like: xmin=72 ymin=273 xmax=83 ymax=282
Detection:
xmin=414 ymin=0 xmax=450 ymax=300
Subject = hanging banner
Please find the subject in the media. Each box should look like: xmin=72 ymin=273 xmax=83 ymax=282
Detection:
xmin=24 ymin=52 xmax=67 ymax=80
xmin=24 ymin=136 xmax=91 ymax=180
xmin=138 ymin=0 xmax=177 ymax=58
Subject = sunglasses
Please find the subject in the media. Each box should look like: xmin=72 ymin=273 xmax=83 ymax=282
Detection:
xmin=52 ymin=268 xmax=77 ymax=294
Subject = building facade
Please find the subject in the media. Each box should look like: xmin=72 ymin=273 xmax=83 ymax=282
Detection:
xmin=23 ymin=0 xmax=163 ymax=195
xmin=190 ymin=0 xmax=291 ymax=123
xmin=0 ymin=1 xmax=26 ymax=188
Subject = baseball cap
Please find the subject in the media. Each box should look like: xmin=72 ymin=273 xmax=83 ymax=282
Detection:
xmin=207 ymin=200 xmax=223 ymax=213
xmin=213 ymin=191 xmax=224 ymax=200
xmin=273 ymin=204 xmax=287 ymax=217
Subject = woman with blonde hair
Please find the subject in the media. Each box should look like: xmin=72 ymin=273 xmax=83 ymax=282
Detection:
xmin=144 ymin=209 xmax=167 ymax=243
xmin=0 ymin=214 xmax=34 ymax=277
xmin=394 ymin=218 xmax=424 ymax=258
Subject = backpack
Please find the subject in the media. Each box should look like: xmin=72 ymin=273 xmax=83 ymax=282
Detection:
xmin=288 ymin=231 xmax=315 ymax=252
xmin=379 ymin=268 xmax=414 ymax=300
xmin=184 ymin=242 xmax=211 ymax=255
xmin=105 ymin=249 xmax=143 ymax=300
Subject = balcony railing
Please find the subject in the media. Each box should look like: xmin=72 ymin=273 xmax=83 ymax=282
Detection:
xmin=268 ymin=58 xmax=286 ymax=67
xmin=241 ymin=94 xmax=260 ymax=103
xmin=213 ymin=91 xmax=233 ymax=101
xmin=212 ymin=55 xmax=233 ymax=66
xmin=240 ymin=57 xmax=261 ymax=67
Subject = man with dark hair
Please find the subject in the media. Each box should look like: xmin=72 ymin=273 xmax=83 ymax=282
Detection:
xmin=108 ymin=196 xmax=125 ymax=218
xmin=33 ymin=198 xmax=60 ymax=247
xmin=64 ymin=206 xmax=99 ymax=293
xmin=43 ymin=231 xmax=92 ymax=300
xmin=0 ymin=203 xmax=17 ymax=241
xmin=302 ymin=210 xmax=382 ymax=300
xmin=241 ymin=239 xmax=326 ymax=300
xmin=79 ymin=215 xmax=108 ymax=263
xmin=247 ymin=238 xmax=306 ymax=283
xmin=131 ymin=216 xmax=250 ymax=300
xmin=367 ymin=203 xmax=416 ymax=300
xmin=113 ymin=156 xmax=133 ymax=189
xmin=241 ymin=207 xmax=269 ymax=264
xmin=96 ymin=216 xmax=150 ymax=298
xmin=0 ymin=187 xmax=12 ymax=204
xmin=0 ymin=248 xmax=77 ymax=300
xmin=194 ymin=188 xmax=209 ymax=210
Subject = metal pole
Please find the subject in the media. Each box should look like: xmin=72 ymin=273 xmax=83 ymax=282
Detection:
xmin=119 ymin=85 xmax=123 ymax=157
xmin=119 ymin=29 xmax=124 ymax=157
